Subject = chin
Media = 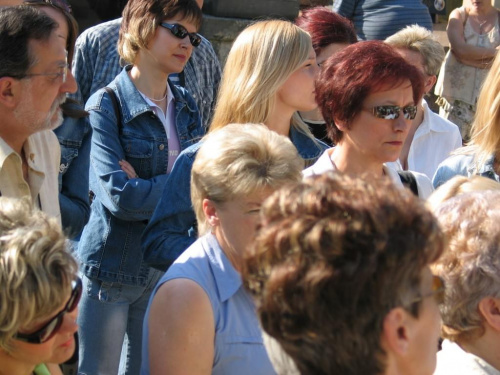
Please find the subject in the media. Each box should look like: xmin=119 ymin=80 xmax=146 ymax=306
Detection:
xmin=49 ymin=110 xmax=64 ymax=130
xmin=50 ymin=339 xmax=76 ymax=364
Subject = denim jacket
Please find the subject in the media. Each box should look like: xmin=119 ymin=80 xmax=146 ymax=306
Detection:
xmin=54 ymin=102 xmax=92 ymax=239
xmin=432 ymin=149 xmax=499 ymax=188
xmin=78 ymin=66 xmax=204 ymax=286
xmin=141 ymin=126 xmax=327 ymax=271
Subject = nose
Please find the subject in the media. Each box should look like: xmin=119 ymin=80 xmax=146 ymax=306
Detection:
xmin=60 ymin=69 xmax=77 ymax=94
xmin=393 ymin=111 xmax=410 ymax=132
xmin=60 ymin=308 xmax=79 ymax=335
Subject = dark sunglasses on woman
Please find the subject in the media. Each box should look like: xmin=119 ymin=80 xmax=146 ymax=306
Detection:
xmin=160 ymin=22 xmax=201 ymax=47
xmin=14 ymin=277 xmax=82 ymax=344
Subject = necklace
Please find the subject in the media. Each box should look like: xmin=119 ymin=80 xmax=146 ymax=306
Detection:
xmin=145 ymin=90 xmax=167 ymax=102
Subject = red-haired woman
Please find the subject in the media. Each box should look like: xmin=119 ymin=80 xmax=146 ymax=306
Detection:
xmin=295 ymin=7 xmax=357 ymax=145
xmin=304 ymin=41 xmax=433 ymax=198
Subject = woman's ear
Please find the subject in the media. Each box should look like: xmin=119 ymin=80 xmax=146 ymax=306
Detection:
xmin=333 ymin=117 xmax=349 ymax=132
xmin=202 ymin=198 xmax=219 ymax=228
xmin=382 ymin=307 xmax=412 ymax=356
xmin=478 ymin=297 xmax=500 ymax=332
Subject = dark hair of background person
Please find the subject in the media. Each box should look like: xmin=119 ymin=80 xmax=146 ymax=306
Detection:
xmin=0 ymin=7 xmax=56 ymax=80
xmin=295 ymin=6 xmax=357 ymax=56
xmin=315 ymin=41 xmax=424 ymax=144
xmin=243 ymin=172 xmax=444 ymax=375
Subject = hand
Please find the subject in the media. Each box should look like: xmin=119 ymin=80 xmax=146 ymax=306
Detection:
xmin=119 ymin=159 xmax=138 ymax=179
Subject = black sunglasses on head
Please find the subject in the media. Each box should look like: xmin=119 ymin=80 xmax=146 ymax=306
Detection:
xmin=369 ymin=105 xmax=418 ymax=120
xmin=14 ymin=277 xmax=82 ymax=344
xmin=23 ymin=0 xmax=72 ymax=14
xmin=159 ymin=22 xmax=201 ymax=47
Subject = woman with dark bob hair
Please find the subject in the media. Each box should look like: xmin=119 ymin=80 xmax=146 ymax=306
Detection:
xmin=295 ymin=6 xmax=357 ymax=144
xmin=304 ymin=41 xmax=433 ymax=198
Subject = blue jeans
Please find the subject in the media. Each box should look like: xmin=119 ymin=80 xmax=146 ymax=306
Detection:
xmin=77 ymin=269 xmax=163 ymax=375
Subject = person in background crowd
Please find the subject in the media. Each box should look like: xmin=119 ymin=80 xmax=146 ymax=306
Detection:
xmin=77 ymin=0 xmax=204 ymax=373
xmin=0 ymin=197 xmax=80 ymax=375
xmin=242 ymin=173 xmax=445 ymax=375
xmin=72 ymin=0 xmax=220 ymax=129
xmin=428 ymin=174 xmax=500 ymax=207
xmin=385 ymin=25 xmax=462 ymax=180
xmin=434 ymin=0 xmax=500 ymax=142
xmin=0 ymin=6 xmax=77 ymax=224
xmin=23 ymin=0 xmax=91 ymax=240
xmin=433 ymin=191 xmax=500 ymax=375
xmin=304 ymin=41 xmax=433 ymax=198
xmin=142 ymin=19 xmax=328 ymax=271
xmin=433 ymin=52 xmax=500 ymax=188
xmin=333 ymin=0 xmax=433 ymax=41
xmin=295 ymin=6 xmax=357 ymax=145
xmin=143 ymin=124 xmax=303 ymax=374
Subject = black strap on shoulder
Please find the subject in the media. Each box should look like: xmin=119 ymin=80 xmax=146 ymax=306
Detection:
xmin=398 ymin=170 xmax=419 ymax=197
xmin=104 ymin=86 xmax=122 ymax=133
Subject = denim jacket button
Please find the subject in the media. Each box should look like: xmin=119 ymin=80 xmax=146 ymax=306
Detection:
xmin=158 ymin=144 xmax=165 ymax=151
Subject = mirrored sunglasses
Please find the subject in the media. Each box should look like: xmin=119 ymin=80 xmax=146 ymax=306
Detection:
xmin=159 ymin=22 xmax=201 ymax=47
xmin=23 ymin=0 xmax=72 ymax=14
xmin=370 ymin=105 xmax=418 ymax=120
xmin=14 ymin=277 xmax=82 ymax=344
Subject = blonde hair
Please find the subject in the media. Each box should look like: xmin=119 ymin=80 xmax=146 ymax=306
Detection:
xmin=191 ymin=123 xmax=304 ymax=235
xmin=384 ymin=25 xmax=445 ymax=76
xmin=118 ymin=0 xmax=202 ymax=64
xmin=0 ymin=198 xmax=78 ymax=349
xmin=428 ymin=175 xmax=500 ymax=208
xmin=209 ymin=20 xmax=316 ymax=141
xmin=467 ymin=52 xmax=500 ymax=165
xmin=433 ymin=191 xmax=500 ymax=342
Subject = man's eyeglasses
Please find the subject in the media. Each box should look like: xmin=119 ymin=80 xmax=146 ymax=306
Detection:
xmin=14 ymin=277 xmax=82 ymax=344
xmin=159 ymin=22 xmax=201 ymax=47
xmin=367 ymin=105 xmax=418 ymax=120
xmin=23 ymin=0 xmax=72 ymax=14
xmin=23 ymin=52 xmax=68 ymax=84
xmin=409 ymin=275 xmax=445 ymax=306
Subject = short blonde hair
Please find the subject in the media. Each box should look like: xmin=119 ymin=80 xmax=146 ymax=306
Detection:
xmin=191 ymin=124 xmax=304 ymax=235
xmin=433 ymin=191 xmax=500 ymax=342
xmin=428 ymin=175 xmax=500 ymax=208
xmin=385 ymin=25 xmax=445 ymax=76
xmin=209 ymin=20 xmax=316 ymax=142
xmin=0 ymin=198 xmax=78 ymax=349
xmin=118 ymin=0 xmax=202 ymax=64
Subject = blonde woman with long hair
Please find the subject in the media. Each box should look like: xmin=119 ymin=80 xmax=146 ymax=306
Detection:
xmin=142 ymin=19 xmax=328 ymax=270
xmin=433 ymin=51 xmax=500 ymax=188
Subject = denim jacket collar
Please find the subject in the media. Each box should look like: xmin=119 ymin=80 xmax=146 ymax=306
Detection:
xmin=467 ymin=153 xmax=497 ymax=178
xmin=111 ymin=66 xmax=197 ymax=124
xmin=289 ymin=126 xmax=328 ymax=166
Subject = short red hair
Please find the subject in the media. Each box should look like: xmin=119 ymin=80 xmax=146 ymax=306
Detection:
xmin=315 ymin=41 xmax=424 ymax=144
xmin=295 ymin=7 xmax=357 ymax=56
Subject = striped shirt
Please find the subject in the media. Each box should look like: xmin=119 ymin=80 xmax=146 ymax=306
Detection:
xmin=333 ymin=0 xmax=432 ymax=41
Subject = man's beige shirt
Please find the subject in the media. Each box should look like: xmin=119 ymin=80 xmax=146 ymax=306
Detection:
xmin=0 ymin=130 xmax=61 ymax=224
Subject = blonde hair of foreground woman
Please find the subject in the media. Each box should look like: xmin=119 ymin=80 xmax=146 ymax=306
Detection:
xmin=209 ymin=19 xmax=316 ymax=141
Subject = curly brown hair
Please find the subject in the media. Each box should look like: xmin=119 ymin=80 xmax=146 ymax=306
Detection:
xmin=242 ymin=172 xmax=444 ymax=375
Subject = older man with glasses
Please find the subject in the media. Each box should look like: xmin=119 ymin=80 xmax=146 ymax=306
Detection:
xmin=0 ymin=5 xmax=77 ymax=224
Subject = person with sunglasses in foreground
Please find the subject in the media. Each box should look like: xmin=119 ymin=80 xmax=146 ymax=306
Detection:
xmin=77 ymin=0 xmax=204 ymax=374
xmin=0 ymin=197 xmax=80 ymax=375
xmin=432 ymin=190 xmax=500 ymax=375
xmin=303 ymin=40 xmax=433 ymax=198
xmin=242 ymin=173 xmax=445 ymax=375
